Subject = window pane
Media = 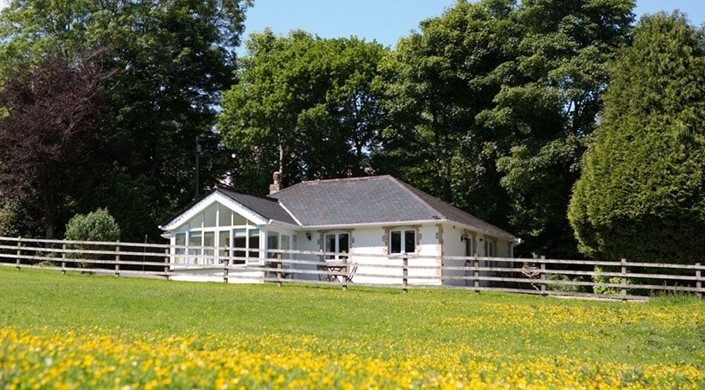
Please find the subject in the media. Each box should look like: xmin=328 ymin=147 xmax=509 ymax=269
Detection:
xmin=339 ymin=234 xmax=349 ymax=254
xmin=175 ymin=233 xmax=186 ymax=252
xmin=485 ymin=241 xmax=495 ymax=257
xmin=465 ymin=238 xmax=474 ymax=257
xmin=281 ymin=235 xmax=290 ymax=251
xmin=204 ymin=204 xmax=217 ymax=227
xmin=175 ymin=233 xmax=186 ymax=264
xmin=203 ymin=232 xmax=215 ymax=263
xmin=390 ymin=231 xmax=401 ymax=254
xmin=188 ymin=232 xmax=201 ymax=263
xmin=325 ymin=234 xmax=336 ymax=259
xmin=233 ymin=229 xmax=246 ymax=264
xmin=233 ymin=213 xmax=247 ymax=226
xmin=188 ymin=213 xmax=202 ymax=230
xmin=218 ymin=205 xmax=232 ymax=227
xmin=218 ymin=231 xmax=230 ymax=261
xmin=404 ymin=230 xmax=415 ymax=253
xmin=248 ymin=229 xmax=260 ymax=259
xmin=267 ymin=232 xmax=279 ymax=259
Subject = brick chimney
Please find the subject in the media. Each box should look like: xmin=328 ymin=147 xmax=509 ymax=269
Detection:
xmin=269 ymin=171 xmax=282 ymax=195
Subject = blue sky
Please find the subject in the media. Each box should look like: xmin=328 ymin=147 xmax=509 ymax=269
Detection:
xmin=239 ymin=0 xmax=705 ymax=52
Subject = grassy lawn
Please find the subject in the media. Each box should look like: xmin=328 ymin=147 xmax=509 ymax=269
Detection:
xmin=1 ymin=267 xmax=704 ymax=388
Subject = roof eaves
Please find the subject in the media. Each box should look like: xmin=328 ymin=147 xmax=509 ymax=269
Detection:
xmin=298 ymin=218 xmax=449 ymax=230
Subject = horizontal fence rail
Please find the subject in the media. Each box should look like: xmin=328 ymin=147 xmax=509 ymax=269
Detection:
xmin=1 ymin=236 xmax=703 ymax=300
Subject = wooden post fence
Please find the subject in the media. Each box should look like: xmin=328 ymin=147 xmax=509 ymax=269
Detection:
xmin=15 ymin=236 xmax=21 ymax=270
xmin=540 ymin=257 xmax=547 ymax=297
xmin=697 ymin=262 xmax=702 ymax=299
xmin=277 ymin=254 xmax=284 ymax=288
xmin=115 ymin=243 xmax=121 ymax=277
xmin=621 ymin=258 xmax=627 ymax=300
xmin=164 ymin=248 xmax=170 ymax=280
xmin=341 ymin=256 xmax=347 ymax=291
xmin=61 ymin=243 xmax=66 ymax=275
xmin=473 ymin=255 xmax=480 ymax=294
xmin=402 ymin=254 xmax=408 ymax=293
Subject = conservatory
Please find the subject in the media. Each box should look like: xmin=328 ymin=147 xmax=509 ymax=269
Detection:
xmin=162 ymin=189 xmax=298 ymax=272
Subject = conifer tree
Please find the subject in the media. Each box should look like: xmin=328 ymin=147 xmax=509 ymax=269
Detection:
xmin=569 ymin=13 xmax=705 ymax=263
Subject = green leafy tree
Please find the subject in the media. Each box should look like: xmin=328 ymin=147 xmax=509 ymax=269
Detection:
xmin=219 ymin=30 xmax=387 ymax=193
xmin=0 ymin=0 xmax=252 ymax=238
xmin=376 ymin=0 xmax=520 ymax=224
xmin=568 ymin=12 xmax=705 ymax=263
xmin=377 ymin=0 xmax=633 ymax=258
xmin=481 ymin=0 xmax=635 ymax=258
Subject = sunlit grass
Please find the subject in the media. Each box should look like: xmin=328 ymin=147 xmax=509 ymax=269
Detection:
xmin=1 ymin=267 xmax=704 ymax=388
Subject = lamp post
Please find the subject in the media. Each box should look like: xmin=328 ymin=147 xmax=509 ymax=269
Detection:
xmin=194 ymin=136 xmax=202 ymax=201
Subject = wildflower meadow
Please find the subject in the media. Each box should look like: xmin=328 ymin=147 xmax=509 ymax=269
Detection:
xmin=1 ymin=267 xmax=704 ymax=388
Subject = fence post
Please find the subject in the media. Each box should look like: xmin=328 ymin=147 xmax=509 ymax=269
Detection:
xmin=620 ymin=258 xmax=627 ymax=300
xmin=277 ymin=254 xmax=284 ymax=288
xmin=402 ymin=254 xmax=408 ymax=293
xmin=164 ymin=247 xmax=170 ymax=280
xmin=61 ymin=243 xmax=66 ymax=275
xmin=15 ymin=236 xmax=21 ymax=270
xmin=115 ymin=242 xmax=120 ymax=277
xmin=341 ymin=255 xmax=347 ymax=291
xmin=540 ymin=256 xmax=547 ymax=297
xmin=473 ymin=253 xmax=480 ymax=294
xmin=696 ymin=262 xmax=702 ymax=299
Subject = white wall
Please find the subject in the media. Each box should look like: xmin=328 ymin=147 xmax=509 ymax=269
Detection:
xmin=283 ymin=225 xmax=443 ymax=285
xmin=441 ymin=224 xmax=468 ymax=287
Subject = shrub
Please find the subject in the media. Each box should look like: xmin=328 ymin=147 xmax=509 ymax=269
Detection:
xmin=592 ymin=266 xmax=632 ymax=295
xmin=64 ymin=208 xmax=120 ymax=267
xmin=65 ymin=208 xmax=120 ymax=242
xmin=545 ymin=273 xmax=583 ymax=293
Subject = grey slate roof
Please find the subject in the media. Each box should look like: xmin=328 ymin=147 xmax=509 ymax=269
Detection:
xmin=218 ymin=187 xmax=298 ymax=226
xmin=270 ymin=175 xmax=517 ymax=240
xmin=162 ymin=176 xmax=517 ymax=241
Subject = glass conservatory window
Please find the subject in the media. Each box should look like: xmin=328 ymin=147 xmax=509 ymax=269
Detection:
xmin=204 ymin=204 xmax=217 ymax=228
xmin=219 ymin=206 xmax=232 ymax=226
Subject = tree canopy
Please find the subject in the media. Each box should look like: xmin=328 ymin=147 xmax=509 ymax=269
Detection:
xmin=218 ymin=30 xmax=388 ymax=193
xmin=0 ymin=0 xmax=251 ymax=240
xmin=376 ymin=0 xmax=634 ymax=257
xmin=568 ymin=12 xmax=705 ymax=263
xmin=2 ymin=0 xmax=702 ymax=265
xmin=0 ymin=55 xmax=108 ymax=238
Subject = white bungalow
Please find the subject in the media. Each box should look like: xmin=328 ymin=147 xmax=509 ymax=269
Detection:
xmin=159 ymin=175 xmax=521 ymax=285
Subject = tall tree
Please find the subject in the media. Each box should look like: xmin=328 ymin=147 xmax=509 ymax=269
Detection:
xmin=569 ymin=13 xmax=705 ymax=263
xmin=0 ymin=56 xmax=108 ymax=238
xmin=0 ymin=0 xmax=251 ymax=239
xmin=376 ymin=0 xmax=520 ymax=223
xmin=485 ymin=0 xmax=634 ymax=258
xmin=219 ymin=30 xmax=387 ymax=193
xmin=378 ymin=0 xmax=634 ymax=257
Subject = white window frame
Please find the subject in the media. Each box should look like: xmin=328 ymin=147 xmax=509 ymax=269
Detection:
xmin=485 ymin=239 xmax=496 ymax=257
xmin=388 ymin=228 xmax=416 ymax=255
xmin=324 ymin=232 xmax=350 ymax=260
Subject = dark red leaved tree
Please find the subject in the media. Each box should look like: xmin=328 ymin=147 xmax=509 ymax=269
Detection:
xmin=0 ymin=56 xmax=109 ymax=238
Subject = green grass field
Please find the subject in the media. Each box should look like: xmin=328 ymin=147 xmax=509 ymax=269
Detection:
xmin=1 ymin=267 xmax=704 ymax=388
